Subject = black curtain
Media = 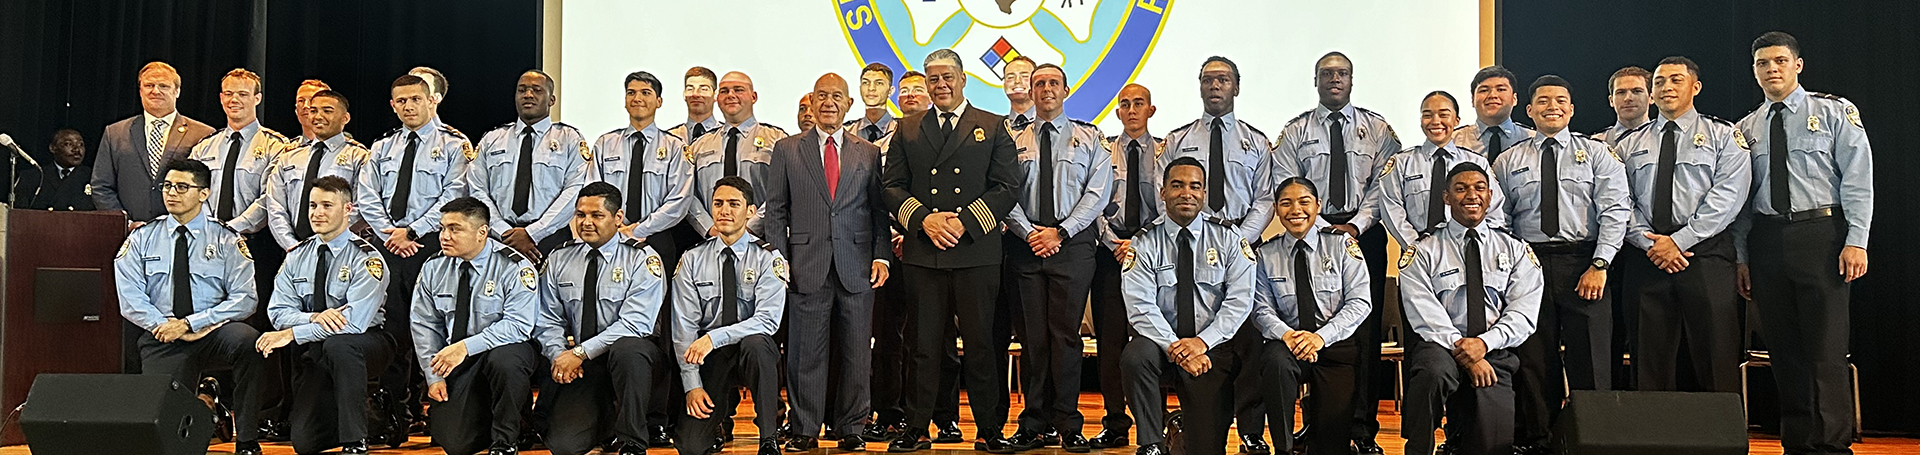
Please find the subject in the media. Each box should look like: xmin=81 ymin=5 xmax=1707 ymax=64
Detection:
xmin=1502 ymin=0 xmax=1920 ymax=435
xmin=264 ymin=0 xmax=542 ymax=144
xmin=0 ymin=0 xmax=256 ymax=170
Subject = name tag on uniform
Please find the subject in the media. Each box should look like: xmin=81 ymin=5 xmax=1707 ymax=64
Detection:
xmin=694 ymin=281 xmax=715 ymax=287
xmin=140 ymin=256 xmax=161 ymax=262
xmin=1299 ymin=139 xmax=1321 ymax=146
xmin=489 ymin=150 xmax=508 ymax=156
xmin=436 ymin=293 xmax=453 ymax=298
xmin=376 ymin=156 xmax=393 ymax=163
xmin=604 ymin=155 xmax=621 ymax=162
xmin=281 ymin=165 xmax=297 ymax=172
xmin=1180 ymin=146 xmax=1198 ymax=152
xmin=1510 ymin=167 xmax=1529 ymax=175
xmin=291 ymin=277 xmax=309 ymax=283
xmin=1437 ymin=269 xmax=1460 ymax=278
xmin=1404 ymin=174 xmax=1424 ymax=182
xmin=556 ymin=281 xmax=575 ymax=288
xmin=1152 ymin=264 xmax=1174 ymax=272
xmin=1630 ymin=150 xmax=1649 ymax=158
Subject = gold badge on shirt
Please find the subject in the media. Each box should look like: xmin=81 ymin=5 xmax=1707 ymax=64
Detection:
xmin=338 ymin=265 xmax=351 ymax=282
xmin=431 ymin=147 xmax=442 ymax=160
xmin=336 ymin=152 xmax=350 ymax=166
xmin=484 ymin=280 xmax=497 ymax=296
xmin=1693 ymin=133 xmax=1706 ymax=147
xmin=745 ymin=266 xmax=756 ymax=283
xmin=612 ymin=267 xmax=625 ymax=283
xmin=755 ymin=136 xmax=769 ymax=149
xmin=658 ymin=146 xmax=668 ymax=160
xmin=1574 ymin=149 xmax=1589 ymax=163
xmin=1807 ymin=115 xmax=1821 ymax=133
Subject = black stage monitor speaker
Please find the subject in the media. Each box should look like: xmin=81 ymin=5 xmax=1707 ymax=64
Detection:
xmin=1551 ymin=390 xmax=1746 ymax=455
xmin=19 ymin=374 xmax=213 ymax=455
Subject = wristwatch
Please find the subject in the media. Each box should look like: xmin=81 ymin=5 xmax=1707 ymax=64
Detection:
xmin=1591 ymin=258 xmax=1610 ymax=271
xmin=570 ymin=346 xmax=588 ymax=359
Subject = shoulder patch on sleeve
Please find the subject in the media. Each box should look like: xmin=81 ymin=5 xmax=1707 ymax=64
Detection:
xmin=520 ymin=266 xmax=537 ymax=290
xmin=1344 ymin=236 xmax=1363 ymax=259
xmin=365 ymin=256 xmax=386 ymax=280
xmin=1380 ymin=156 xmax=1396 ymax=177
xmin=772 ymin=256 xmax=789 ymax=284
xmin=1240 ymin=238 xmax=1256 ymax=260
xmin=1397 ymin=245 xmax=1416 ymax=269
xmin=117 ymin=237 xmax=132 ymax=259
xmin=236 ymin=236 xmax=253 ymax=261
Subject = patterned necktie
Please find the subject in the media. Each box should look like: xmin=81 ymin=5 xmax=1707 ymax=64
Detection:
xmin=148 ymin=119 xmax=168 ymax=177
xmin=391 ymin=132 xmax=421 ymax=218
xmin=1540 ymin=137 xmax=1561 ymax=237
xmin=218 ymin=132 xmax=243 ymax=220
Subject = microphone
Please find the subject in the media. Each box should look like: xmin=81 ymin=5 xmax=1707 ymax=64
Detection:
xmin=0 ymin=134 xmax=42 ymax=168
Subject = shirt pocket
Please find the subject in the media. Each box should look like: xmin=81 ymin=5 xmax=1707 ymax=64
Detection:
xmin=1059 ymin=152 xmax=1092 ymax=188
xmin=1790 ymin=130 xmax=1836 ymax=162
xmin=532 ymin=149 xmax=573 ymax=190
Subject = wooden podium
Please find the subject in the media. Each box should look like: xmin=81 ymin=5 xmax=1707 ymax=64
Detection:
xmin=0 ymin=209 xmax=129 ymax=445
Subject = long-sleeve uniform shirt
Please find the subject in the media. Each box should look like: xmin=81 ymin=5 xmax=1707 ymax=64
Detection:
xmin=683 ymin=117 xmax=787 ymax=234
xmin=263 ymin=134 xmax=369 ymax=249
xmin=359 ymin=120 xmax=473 ymax=238
xmin=1490 ymin=130 xmax=1631 ymax=263
xmin=1006 ymin=116 xmax=1112 ymax=238
xmin=1377 ymin=141 xmax=1506 ymax=247
xmin=115 ymin=212 xmax=257 ymax=332
xmin=1613 ymin=110 xmax=1752 ymax=252
xmin=1099 ymin=133 xmax=1163 ymax=245
xmin=1120 ymin=217 xmax=1256 ymax=351
xmin=672 ymin=232 xmax=787 ymax=391
xmin=267 ymin=232 xmax=389 ymax=344
xmin=468 ymin=117 xmax=591 ymax=240
xmin=588 ymin=124 xmax=693 ymax=238
xmin=1250 ymin=223 xmax=1372 ymax=344
xmin=1273 ymin=105 xmax=1402 ymax=233
xmin=1158 ymin=113 xmax=1275 ymax=241
xmin=410 ymin=239 xmax=540 ymax=384
xmin=1730 ymin=87 xmax=1873 ymax=262
xmin=188 ymin=121 xmax=294 ymax=233
xmin=1398 ymin=221 xmax=1542 ymax=350
xmin=534 ymin=235 xmax=666 ymax=360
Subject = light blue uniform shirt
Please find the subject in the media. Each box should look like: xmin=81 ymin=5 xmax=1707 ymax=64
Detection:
xmin=1731 ymin=86 xmax=1873 ymax=261
xmin=468 ymin=117 xmax=592 ymax=240
xmin=114 ymin=211 xmax=257 ymax=333
xmin=1452 ymin=117 xmax=1538 ymax=161
xmin=1006 ymin=115 xmax=1112 ymax=238
xmin=684 ymin=117 xmax=787 ymax=233
xmin=1098 ymin=133 xmax=1163 ymax=244
xmin=672 ymin=231 xmax=788 ymax=391
xmin=535 ymin=234 xmax=666 ymax=360
xmin=847 ymin=111 xmax=896 ymax=144
xmin=1491 ymin=130 xmax=1631 ymax=262
xmin=1120 ymin=216 xmax=1256 ymax=351
xmin=1615 ymin=109 xmax=1752 ymax=251
xmin=359 ymin=119 xmax=472 ymax=237
xmin=1274 ymin=104 xmax=1403 ymax=232
xmin=268 ymin=232 xmax=388 ymax=344
xmin=1399 ymin=220 xmax=1542 ymax=351
xmin=409 ymin=238 xmax=539 ymax=384
xmin=1376 ymin=140 xmax=1506 ymax=247
xmin=1158 ymin=113 xmax=1275 ymax=241
xmin=263 ymin=133 xmax=368 ymax=249
xmin=667 ymin=116 xmax=723 ymax=144
xmin=589 ymin=123 xmax=694 ymax=238
xmin=1250 ymin=222 xmax=1371 ymax=345
xmin=188 ymin=120 xmax=293 ymax=233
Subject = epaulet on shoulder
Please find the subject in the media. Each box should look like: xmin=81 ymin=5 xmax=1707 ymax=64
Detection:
xmin=553 ymin=122 xmax=580 ymax=132
xmin=212 ymin=220 xmax=241 ymax=234
xmin=842 ymin=119 xmax=860 ymax=127
xmin=1499 ymin=139 xmax=1526 ymax=153
xmin=1167 ymin=122 xmax=1195 ymax=135
xmin=1205 ymin=216 xmax=1234 ymax=227
xmin=1105 ymin=135 xmax=1119 ymax=143
xmin=622 ymin=237 xmax=648 ymax=249
xmin=379 ymin=127 xmax=404 ymax=141
xmin=658 ymin=128 xmax=682 ymax=141
xmin=1355 ymin=106 xmax=1387 ymax=120
xmin=1809 ymin=92 xmax=1843 ymax=101
xmin=1239 ymin=120 xmax=1265 ymax=138
xmin=1452 ymin=124 xmax=1473 ymax=132
xmin=1287 ymin=110 xmax=1313 ymax=125
xmin=759 ymin=123 xmax=787 ymax=133
xmin=438 ymin=124 xmax=467 ymax=139
xmin=1070 ymin=119 xmax=1098 ymax=128
xmin=1622 ymin=121 xmax=1654 ymax=135
xmin=496 ymin=246 xmax=528 ymax=263
xmin=259 ymin=127 xmax=288 ymax=142
xmin=349 ymin=236 xmax=377 ymax=253
xmin=557 ymin=238 xmax=584 ymax=250
xmin=345 ymin=137 xmax=367 ymax=149
xmin=494 ymin=122 xmax=519 ymax=133
xmin=753 ymin=238 xmax=776 ymax=251
xmin=1701 ymin=114 xmax=1734 ymax=126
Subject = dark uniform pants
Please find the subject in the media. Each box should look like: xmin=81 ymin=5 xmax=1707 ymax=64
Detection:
xmin=788 ymin=263 xmax=876 ymax=438
xmin=1262 ymin=338 xmax=1359 ymax=455
xmin=288 ymin=331 xmax=393 ymax=454
xmin=429 ymin=340 xmax=539 ymax=455
xmin=1514 ymin=242 xmax=1613 ymax=446
xmin=139 ymin=323 xmax=265 ymax=442
xmin=1121 ymin=337 xmax=1242 ymax=455
xmin=901 ymin=263 xmax=1008 ymax=436
xmin=1751 ymin=215 xmax=1854 ymax=455
xmin=649 ymin=223 xmax=699 ymax=435
xmin=1089 ymin=243 xmax=1134 ymax=433
xmin=676 ymin=333 xmax=781 ymax=454
xmin=1630 ymin=233 xmax=1740 ymax=394
xmin=545 ymin=337 xmax=661 ymax=455
xmin=1402 ymin=340 xmax=1517 ymax=455
xmin=868 ymin=274 xmax=964 ymax=429
xmin=1324 ymin=213 xmax=1389 ymax=442
xmin=1012 ymin=230 xmax=1097 ymax=435
xmin=243 ymin=230 xmax=292 ymax=425
xmin=379 ymin=232 xmax=441 ymax=427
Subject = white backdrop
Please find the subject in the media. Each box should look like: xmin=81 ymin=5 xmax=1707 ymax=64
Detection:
xmin=558 ymin=0 xmax=1480 ymax=142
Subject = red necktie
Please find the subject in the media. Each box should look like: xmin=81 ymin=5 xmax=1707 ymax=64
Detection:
xmin=824 ymin=136 xmax=840 ymax=199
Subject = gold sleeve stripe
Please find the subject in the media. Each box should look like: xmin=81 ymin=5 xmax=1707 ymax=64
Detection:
xmin=970 ymin=199 xmax=996 ymax=231
xmin=899 ymin=198 xmax=923 ymax=224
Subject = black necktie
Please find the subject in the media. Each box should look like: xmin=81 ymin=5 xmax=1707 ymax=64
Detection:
xmin=391 ymin=132 xmax=421 ymax=219
xmin=294 ymin=143 xmax=327 ymax=240
xmin=1652 ymin=122 xmax=1680 ymax=234
xmin=1769 ymin=103 xmax=1791 ymax=213
xmin=1486 ymin=127 xmax=1506 ymax=161
xmin=941 ymin=113 xmax=957 ymax=136
xmin=1427 ymin=149 xmax=1449 ymax=231
xmin=1016 ymin=114 xmax=1029 ymax=128
xmin=454 ymin=262 xmax=474 ymax=340
xmin=581 ymin=250 xmax=602 ymax=340
xmin=1464 ymin=229 xmax=1488 ymax=336
xmin=865 ymin=125 xmax=882 ymax=143
xmin=173 ymin=226 xmax=193 ymax=318
xmin=513 ymin=126 xmax=535 ymax=216
xmin=1208 ymin=118 xmax=1226 ymax=212
xmin=1124 ymin=140 xmax=1143 ymax=233
xmin=1540 ymin=138 xmax=1562 ymax=237
xmin=1328 ymin=112 xmax=1349 ymax=207
xmin=626 ymin=133 xmax=649 ymax=223
xmin=721 ymin=248 xmax=740 ymax=326
xmin=310 ymin=245 xmax=331 ymax=313
xmin=724 ymin=128 xmax=742 ymax=177
xmin=1038 ymin=123 xmax=1058 ymax=226
xmin=1293 ymin=239 xmax=1320 ymax=332
xmin=1175 ymin=228 xmax=1196 ymax=338
xmin=692 ymin=123 xmax=710 ymax=141
xmin=218 ymin=132 xmax=242 ymax=220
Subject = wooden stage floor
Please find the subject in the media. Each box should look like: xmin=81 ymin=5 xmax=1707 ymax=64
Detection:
xmin=4 ymin=392 xmax=1914 ymax=454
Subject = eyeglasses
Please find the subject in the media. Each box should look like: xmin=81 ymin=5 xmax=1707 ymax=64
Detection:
xmin=159 ymin=182 xmax=205 ymax=193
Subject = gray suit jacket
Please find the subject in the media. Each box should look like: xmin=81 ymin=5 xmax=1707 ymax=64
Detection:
xmin=91 ymin=114 xmax=216 ymax=221
xmin=762 ymin=129 xmax=893 ymax=294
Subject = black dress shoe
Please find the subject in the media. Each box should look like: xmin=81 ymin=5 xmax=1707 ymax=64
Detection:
xmin=233 ymin=441 xmax=262 ymax=455
xmin=1512 ymin=444 xmax=1551 ymax=455
xmin=863 ymin=422 xmax=903 ymax=442
xmin=386 ymin=418 xmax=413 ymax=448
xmin=488 ymin=445 xmax=520 ymax=455
xmin=1241 ymin=435 xmax=1271 ymax=455
xmin=888 ymin=432 xmax=932 ymax=452
xmin=1062 ymin=433 xmax=1092 ymax=453
xmin=340 ymin=439 xmax=371 ymax=454
xmin=933 ymin=421 xmax=964 ymax=443
xmin=1135 ymin=442 xmax=1170 ymax=455
xmin=708 ymin=438 xmax=726 ymax=455
xmin=979 ymin=434 xmax=1016 ymax=454
xmin=1352 ymin=438 xmax=1384 ymax=454
xmin=623 ymin=443 xmax=651 ymax=455
xmin=1006 ymin=431 xmax=1048 ymax=451
xmin=787 ymin=435 xmax=819 ymax=452
xmin=650 ymin=424 xmax=676 ymax=447
xmin=1040 ymin=429 xmax=1062 ymax=447
xmin=840 ymin=435 xmax=867 ymax=452
xmin=1089 ymin=428 xmax=1130 ymax=449
xmin=761 ymin=443 xmax=784 ymax=455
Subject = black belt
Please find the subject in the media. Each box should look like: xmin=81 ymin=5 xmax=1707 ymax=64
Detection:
xmin=1529 ymin=241 xmax=1596 ymax=255
xmin=1759 ymin=206 xmax=1842 ymax=223
xmin=1321 ymin=211 xmax=1357 ymax=225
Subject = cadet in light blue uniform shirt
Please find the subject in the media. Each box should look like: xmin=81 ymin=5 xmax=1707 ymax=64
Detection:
xmin=591 ymin=73 xmax=695 ymax=240
xmin=1452 ymin=66 xmax=1538 ymax=162
xmin=1158 ymin=57 xmax=1274 ymax=243
xmin=1397 ymin=162 xmax=1541 ymax=455
xmin=667 ymin=66 xmax=723 ymax=144
xmin=671 ymin=177 xmax=788 ymax=455
xmin=1612 ymin=56 xmax=1751 ymax=396
xmin=189 ymin=118 xmax=292 ymax=233
xmin=263 ymin=90 xmax=368 ymax=250
xmin=468 ymin=70 xmax=591 ymax=255
xmin=682 ymin=72 xmax=788 ymax=236
xmin=1249 ymin=177 xmax=1370 ymax=455
xmin=1378 ymin=91 xmax=1506 ymax=248
xmin=409 ymin=197 xmax=542 ymax=455
xmin=114 ymin=159 xmax=267 ymax=454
